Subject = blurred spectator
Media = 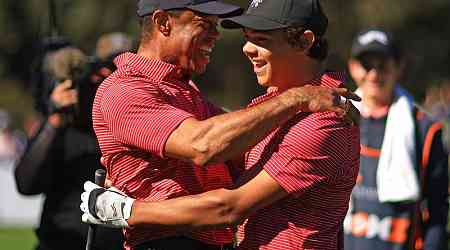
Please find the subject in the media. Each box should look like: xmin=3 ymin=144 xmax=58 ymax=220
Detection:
xmin=423 ymin=81 xmax=450 ymax=121
xmin=0 ymin=110 xmax=18 ymax=162
xmin=423 ymin=81 xmax=450 ymax=153
xmin=95 ymin=32 xmax=133 ymax=61
xmin=0 ymin=109 xmax=43 ymax=226
xmin=344 ymin=28 xmax=448 ymax=250
xmin=14 ymin=42 xmax=126 ymax=250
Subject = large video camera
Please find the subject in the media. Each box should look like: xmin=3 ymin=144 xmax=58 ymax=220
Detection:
xmin=33 ymin=42 xmax=116 ymax=130
xmin=31 ymin=1 xmax=122 ymax=130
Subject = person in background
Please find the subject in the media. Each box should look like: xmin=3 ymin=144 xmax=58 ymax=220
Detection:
xmin=0 ymin=110 xmax=21 ymax=167
xmin=423 ymin=81 xmax=450 ymax=122
xmin=95 ymin=32 xmax=133 ymax=61
xmin=14 ymin=43 xmax=127 ymax=250
xmin=343 ymin=28 xmax=449 ymax=250
xmin=0 ymin=109 xmax=42 ymax=227
xmin=81 ymin=1 xmax=360 ymax=250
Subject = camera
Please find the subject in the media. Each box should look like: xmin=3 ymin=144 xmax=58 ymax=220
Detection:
xmin=33 ymin=45 xmax=116 ymax=131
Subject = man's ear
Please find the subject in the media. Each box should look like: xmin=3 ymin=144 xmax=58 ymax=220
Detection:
xmin=152 ymin=10 xmax=171 ymax=36
xmin=301 ymin=30 xmax=316 ymax=52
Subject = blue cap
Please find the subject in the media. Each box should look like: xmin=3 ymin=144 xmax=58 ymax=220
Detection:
xmin=137 ymin=0 xmax=243 ymax=18
xmin=351 ymin=29 xmax=396 ymax=58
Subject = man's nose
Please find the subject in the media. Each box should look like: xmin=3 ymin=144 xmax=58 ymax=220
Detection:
xmin=243 ymin=41 xmax=257 ymax=57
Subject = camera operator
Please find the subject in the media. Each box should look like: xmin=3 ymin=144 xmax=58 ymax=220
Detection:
xmin=14 ymin=46 xmax=125 ymax=250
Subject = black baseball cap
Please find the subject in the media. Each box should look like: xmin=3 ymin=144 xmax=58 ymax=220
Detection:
xmin=137 ymin=0 xmax=243 ymax=18
xmin=351 ymin=29 xmax=396 ymax=58
xmin=221 ymin=0 xmax=328 ymax=36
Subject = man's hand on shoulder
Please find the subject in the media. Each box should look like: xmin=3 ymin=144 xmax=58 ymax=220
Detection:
xmin=80 ymin=181 xmax=135 ymax=228
xmin=287 ymin=85 xmax=361 ymax=115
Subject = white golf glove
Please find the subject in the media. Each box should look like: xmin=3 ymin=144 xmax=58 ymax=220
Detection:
xmin=80 ymin=181 xmax=135 ymax=228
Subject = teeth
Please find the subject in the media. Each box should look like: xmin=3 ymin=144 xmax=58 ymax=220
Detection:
xmin=200 ymin=47 xmax=213 ymax=53
xmin=253 ymin=61 xmax=266 ymax=67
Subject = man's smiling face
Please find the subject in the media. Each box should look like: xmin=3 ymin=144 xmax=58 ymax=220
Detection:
xmin=168 ymin=10 xmax=220 ymax=75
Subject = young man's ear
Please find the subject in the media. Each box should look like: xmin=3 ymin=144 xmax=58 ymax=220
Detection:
xmin=152 ymin=10 xmax=171 ymax=36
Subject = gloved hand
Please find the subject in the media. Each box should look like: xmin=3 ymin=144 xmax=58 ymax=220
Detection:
xmin=80 ymin=181 xmax=135 ymax=228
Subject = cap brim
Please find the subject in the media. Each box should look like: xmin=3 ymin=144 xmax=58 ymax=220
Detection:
xmin=352 ymin=43 xmax=392 ymax=58
xmin=221 ymin=14 xmax=287 ymax=31
xmin=188 ymin=1 xmax=243 ymax=18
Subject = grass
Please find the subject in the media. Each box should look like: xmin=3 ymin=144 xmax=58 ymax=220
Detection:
xmin=0 ymin=227 xmax=449 ymax=249
xmin=0 ymin=228 xmax=37 ymax=250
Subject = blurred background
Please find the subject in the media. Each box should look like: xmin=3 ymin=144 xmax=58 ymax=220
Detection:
xmin=0 ymin=0 xmax=449 ymax=249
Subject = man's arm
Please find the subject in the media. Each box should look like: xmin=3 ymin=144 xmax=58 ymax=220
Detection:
xmin=14 ymin=118 xmax=59 ymax=195
xmin=82 ymin=166 xmax=287 ymax=230
xmin=15 ymin=81 xmax=76 ymax=195
xmin=165 ymin=85 xmax=359 ymax=166
xmin=81 ymin=115 xmax=350 ymax=230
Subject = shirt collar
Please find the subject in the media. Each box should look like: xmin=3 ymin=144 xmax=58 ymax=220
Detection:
xmin=250 ymin=71 xmax=347 ymax=106
xmin=361 ymin=105 xmax=390 ymax=118
xmin=307 ymin=71 xmax=346 ymax=88
xmin=114 ymin=52 xmax=185 ymax=82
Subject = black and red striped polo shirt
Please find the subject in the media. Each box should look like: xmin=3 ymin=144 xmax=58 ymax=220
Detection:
xmin=92 ymin=52 xmax=233 ymax=249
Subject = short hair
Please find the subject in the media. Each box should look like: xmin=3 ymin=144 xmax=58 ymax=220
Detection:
xmin=284 ymin=26 xmax=328 ymax=61
xmin=139 ymin=9 xmax=184 ymax=44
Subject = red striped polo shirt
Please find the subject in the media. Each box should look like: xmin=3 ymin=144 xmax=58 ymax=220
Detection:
xmin=236 ymin=72 xmax=360 ymax=250
xmin=92 ymin=52 xmax=233 ymax=249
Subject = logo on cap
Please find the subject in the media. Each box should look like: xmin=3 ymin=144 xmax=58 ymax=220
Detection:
xmin=358 ymin=31 xmax=389 ymax=46
xmin=250 ymin=0 xmax=263 ymax=8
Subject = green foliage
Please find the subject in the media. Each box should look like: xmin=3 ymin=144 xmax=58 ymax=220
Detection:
xmin=0 ymin=0 xmax=449 ymax=124
xmin=0 ymin=80 xmax=35 ymax=130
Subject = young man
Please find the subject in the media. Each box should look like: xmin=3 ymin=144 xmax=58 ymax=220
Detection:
xmin=343 ymin=28 xmax=448 ymax=250
xmin=82 ymin=1 xmax=360 ymax=249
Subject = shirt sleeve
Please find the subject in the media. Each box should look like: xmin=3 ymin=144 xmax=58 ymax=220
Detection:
xmin=261 ymin=113 xmax=357 ymax=197
xmin=100 ymin=81 xmax=194 ymax=158
xmin=422 ymin=125 xmax=449 ymax=250
xmin=14 ymin=122 xmax=62 ymax=195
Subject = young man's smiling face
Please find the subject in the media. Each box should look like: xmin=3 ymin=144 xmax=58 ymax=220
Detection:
xmin=242 ymin=28 xmax=304 ymax=90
